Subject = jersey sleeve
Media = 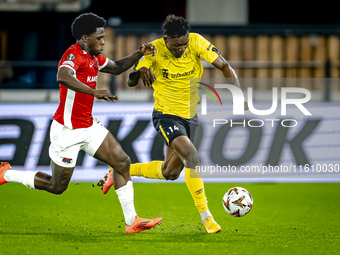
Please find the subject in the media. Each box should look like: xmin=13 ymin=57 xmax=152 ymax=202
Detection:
xmin=132 ymin=54 xmax=154 ymax=70
xmin=59 ymin=50 xmax=83 ymax=73
xmin=193 ymin=33 xmax=221 ymax=64
xmin=97 ymin=54 xmax=109 ymax=71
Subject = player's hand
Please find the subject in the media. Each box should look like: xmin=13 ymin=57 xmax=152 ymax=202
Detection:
xmin=139 ymin=43 xmax=156 ymax=57
xmin=93 ymin=90 xmax=119 ymax=102
xmin=138 ymin=67 xmax=156 ymax=87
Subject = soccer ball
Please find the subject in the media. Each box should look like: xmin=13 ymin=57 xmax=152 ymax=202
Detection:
xmin=223 ymin=187 xmax=253 ymax=217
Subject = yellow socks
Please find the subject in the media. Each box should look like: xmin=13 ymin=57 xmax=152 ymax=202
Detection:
xmin=130 ymin=161 xmax=166 ymax=180
xmin=185 ymin=168 xmax=208 ymax=213
xmin=129 ymin=163 xmax=210 ymax=222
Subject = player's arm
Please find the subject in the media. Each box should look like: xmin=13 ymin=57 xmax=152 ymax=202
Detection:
xmin=212 ymin=55 xmax=249 ymax=110
xmin=57 ymin=66 xmax=118 ymax=102
xmin=100 ymin=43 xmax=156 ymax=75
xmin=128 ymin=67 xmax=156 ymax=88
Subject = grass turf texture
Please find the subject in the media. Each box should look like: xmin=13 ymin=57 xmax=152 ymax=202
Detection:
xmin=1 ymin=182 xmax=339 ymax=255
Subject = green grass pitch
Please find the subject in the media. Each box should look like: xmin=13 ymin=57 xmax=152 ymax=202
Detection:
xmin=1 ymin=182 xmax=339 ymax=254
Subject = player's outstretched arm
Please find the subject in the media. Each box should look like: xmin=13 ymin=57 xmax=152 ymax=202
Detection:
xmin=100 ymin=43 xmax=156 ymax=75
xmin=57 ymin=66 xmax=118 ymax=102
xmin=212 ymin=55 xmax=249 ymax=110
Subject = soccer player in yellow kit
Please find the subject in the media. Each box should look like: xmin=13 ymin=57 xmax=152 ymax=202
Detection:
xmin=103 ymin=15 xmax=248 ymax=233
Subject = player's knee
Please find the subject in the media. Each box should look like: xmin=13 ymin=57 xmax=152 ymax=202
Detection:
xmin=114 ymin=154 xmax=131 ymax=174
xmin=183 ymin=155 xmax=201 ymax=169
xmin=121 ymin=155 xmax=131 ymax=170
xmin=50 ymin=183 xmax=68 ymax=195
xmin=162 ymin=168 xmax=181 ymax=180
xmin=164 ymin=173 xmax=180 ymax=180
xmin=161 ymin=164 xmax=182 ymax=180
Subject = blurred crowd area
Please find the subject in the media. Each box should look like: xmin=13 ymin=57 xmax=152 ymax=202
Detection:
xmin=0 ymin=0 xmax=340 ymax=102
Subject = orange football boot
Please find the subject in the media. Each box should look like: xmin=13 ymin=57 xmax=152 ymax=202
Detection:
xmin=125 ymin=216 xmax=162 ymax=233
xmin=102 ymin=168 xmax=114 ymax=194
xmin=0 ymin=162 xmax=11 ymax=185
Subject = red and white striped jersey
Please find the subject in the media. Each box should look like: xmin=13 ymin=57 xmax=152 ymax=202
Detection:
xmin=53 ymin=42 xmax=108 ymax=129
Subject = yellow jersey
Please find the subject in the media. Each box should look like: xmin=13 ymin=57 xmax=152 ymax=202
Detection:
xmin=133 ymin=33 xmax=220 ymax=119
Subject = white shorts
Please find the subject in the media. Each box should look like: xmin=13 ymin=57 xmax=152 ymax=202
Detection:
xmin=49 ymin=119 xmax=109 ymax=168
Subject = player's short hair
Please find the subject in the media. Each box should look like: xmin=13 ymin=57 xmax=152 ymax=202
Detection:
xmin=71 ymin=13 xmax=106 ymax=40
xmin=162 ymin=15 xmax=190 ymax=38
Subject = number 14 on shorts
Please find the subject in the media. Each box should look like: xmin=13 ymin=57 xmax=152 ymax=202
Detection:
xmin=167 ymin=125 xmax=179 ymax=134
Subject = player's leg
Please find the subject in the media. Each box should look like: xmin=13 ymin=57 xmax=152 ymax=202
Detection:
xmin=102 ymin=113 xmax=194 ymax=192
xmin=103 ymin=144 xmax=184 ymax=195
xmin=93 ymin=132 xmax=131 ymax=189
xmin=0 ymin=162 xmax=37 ymax=189
xmin=161 ymin=145 xmax=184 ymax=180
xmin=0 ymin=161 xmax=74 ymax=194
xmin=128 ymin=111 xmax=187 ymax=180
xmin=102 ymin=144 xmax=183 ymax=194
xmin=171 ymin=135 xmax=221 ymax=233
xmin=92 ymin=131 xmax=162 ymax=233
xmin=35 ymin=161 xmax=74 ymax=194
xmin=171 ymin=135 xmax=206 ymax=213
xmin=154 ymin=115 xmax=215 ymax=222
xmin=128 ymin=145 xmax=184 ymax=180
xmin=102 ymin=114 xmax=186 ymax=194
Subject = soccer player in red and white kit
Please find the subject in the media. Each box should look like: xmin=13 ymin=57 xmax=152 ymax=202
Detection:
xmin=0 ymin=13 xmax=162 ymax=233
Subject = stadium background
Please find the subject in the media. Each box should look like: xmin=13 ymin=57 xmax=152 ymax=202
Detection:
xmin=0 ymin=0 xmax=339 ymax=183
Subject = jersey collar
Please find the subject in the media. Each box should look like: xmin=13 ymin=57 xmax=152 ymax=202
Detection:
xmin=75 ymin=42 xmax=89 ymax=55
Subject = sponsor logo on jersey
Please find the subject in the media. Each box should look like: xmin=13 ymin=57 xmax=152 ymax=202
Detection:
xmin=66 ymin=54 xmax=76 ymax=61
xmin=162 ymin=69 xmax=169 ymax=78
xmin=170 ymin=67 xmax=196 ymax=79
xmin=162 ymin=67 xmax=196 ymax=79
xmin=87 ymin=76 xmax=98 ymax=82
